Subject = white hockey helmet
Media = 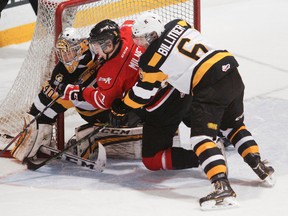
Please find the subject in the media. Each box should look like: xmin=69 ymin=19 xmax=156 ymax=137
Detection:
xmin=132 ymin=12 xmax=164 ymax=46
xmin=56 ymin=27 xmax=88 ymax=72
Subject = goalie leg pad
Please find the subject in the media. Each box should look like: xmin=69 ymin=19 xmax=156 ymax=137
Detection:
xmin=11 ymin=114 xmax=53 ymax=162
xmin=74 ymin=124 xmax=143 ymax=160
xmin=11 ymin=114 xmax=38 ymax=162
xmin=27 ymin=123 xmax=53 ymax=158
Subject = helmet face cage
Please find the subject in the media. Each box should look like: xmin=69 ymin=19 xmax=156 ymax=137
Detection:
xmin=132 ymin=12 xmax=164 ymax=45
xmin=132 ymin=34 xmax=149 ymax=47
xmin=89 ymin=34 xmax=115 ymax=54
xmin=55 ymin=39 xmax=80 ymax=65
xmin=55 ymin=27 xmax=85 ymax=66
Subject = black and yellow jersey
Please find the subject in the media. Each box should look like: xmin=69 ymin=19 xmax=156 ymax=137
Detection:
xmin=124 ymin=19 xmax=239 ymax=109
xmin=30 ymin=49 xmax=103 ymax=124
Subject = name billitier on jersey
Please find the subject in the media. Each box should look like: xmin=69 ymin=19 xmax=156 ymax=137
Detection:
xmin=157 ymin=24 xmax=186 ymax=57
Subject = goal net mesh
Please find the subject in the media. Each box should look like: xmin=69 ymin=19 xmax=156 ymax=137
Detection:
xmin=0 ymin=0 xmax=199 ymax=150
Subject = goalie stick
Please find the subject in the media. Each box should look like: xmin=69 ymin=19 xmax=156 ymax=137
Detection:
xmin=0 ymin=94 xmax=62 ymax=157
xmin=38 ymin=144 xmax=106 ymax=172
xmin=0 ymin=58 xmax=105 ymax=157
xmin=26 ymin=124 xmax=107 ymax=171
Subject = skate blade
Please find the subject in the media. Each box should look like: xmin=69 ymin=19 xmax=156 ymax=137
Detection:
xmin=262 ymin=173 xmax=276 ymax=187
xmin=200 ymin=197 xmax=239 ymax=211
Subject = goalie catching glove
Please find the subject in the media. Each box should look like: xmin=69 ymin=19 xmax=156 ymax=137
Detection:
xmin=109 ymin=98 xmax=132 ymax=128
xmin=60 ymin=84 xmax=85 ymax=101
xmin=11 ymin=113 xmax=53 ymax=162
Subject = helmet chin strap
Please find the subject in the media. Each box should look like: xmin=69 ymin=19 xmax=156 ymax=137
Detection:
xmin=102 ymin=43 xmax=116 ymax=60
xmin=102 ymin=49 xmax=111 ymax=60
xmin=105 ymin=53 xmax=110 ymax=60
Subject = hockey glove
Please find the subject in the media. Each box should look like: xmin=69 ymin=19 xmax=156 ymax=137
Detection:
xmin=109 ymin=98 xmax=131 ymax=128
xmin=61 ymin=84 xmax=85 ymax=101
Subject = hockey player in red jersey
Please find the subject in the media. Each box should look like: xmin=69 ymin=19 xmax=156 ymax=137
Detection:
xmin=59 ymin=19 xmax=147 ymax=159
xmin=61 ymin=19 xmax=145 ymax=114
xmin=109 ymin=12 xmax=275 ymax=209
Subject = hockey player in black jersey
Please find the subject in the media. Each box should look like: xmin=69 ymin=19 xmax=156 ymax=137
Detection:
xmin=109 ymin=12 xmax=275 ymax=210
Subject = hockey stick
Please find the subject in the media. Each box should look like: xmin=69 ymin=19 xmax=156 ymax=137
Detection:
xmin=26 ymin=124 xmax=107 ymax=171
xmin=0 ymin=57 xmax=106 ymax=157
xmin=38 ymin=144 xmax=106 ymax=172
xmin=0 ymin=94 xmax=62 ymax=157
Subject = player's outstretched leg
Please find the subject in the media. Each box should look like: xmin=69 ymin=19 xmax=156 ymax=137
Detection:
xmin=221 ymin=124 xmax=275 ymax=186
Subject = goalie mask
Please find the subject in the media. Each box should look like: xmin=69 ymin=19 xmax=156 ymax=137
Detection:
xmin=132 ymin=12 xmax=165 ymax=47
xmin=88 ymin=19 xmax=120 ymax=59
xmin=56 ymin=27 xmax=89 ymax=73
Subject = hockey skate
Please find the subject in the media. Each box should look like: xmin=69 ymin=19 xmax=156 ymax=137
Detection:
xmin=245 ymin=153 xmax=275 ymax=186
xmin=253 ymin=160 xmax=275 ymax=186
xmin=200 ymin=179 xmax=239 ymax=210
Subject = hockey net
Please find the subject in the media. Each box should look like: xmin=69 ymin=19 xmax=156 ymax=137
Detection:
xmin=0 ymin=0 xmax=200 ymax=156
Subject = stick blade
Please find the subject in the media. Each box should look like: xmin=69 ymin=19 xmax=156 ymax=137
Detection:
xmin=25 ymin=144 xmax=106 ymax=172
xmin=95 ymin=143 xmax=106 ymax=172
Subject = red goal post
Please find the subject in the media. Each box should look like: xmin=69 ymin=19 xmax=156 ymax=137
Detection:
xmin=0 ymin=0 xmax=201 ymax=156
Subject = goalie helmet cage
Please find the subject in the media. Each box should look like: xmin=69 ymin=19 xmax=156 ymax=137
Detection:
xmin=0 ymin=0 xmax=201 ymax=156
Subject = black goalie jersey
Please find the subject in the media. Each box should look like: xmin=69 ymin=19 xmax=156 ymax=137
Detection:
xmin=30 ymin=49 xmax=108 ymax=124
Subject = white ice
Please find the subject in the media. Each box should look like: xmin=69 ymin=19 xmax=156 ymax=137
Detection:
xmin=1 ymin=0 xmax=288 ymax=215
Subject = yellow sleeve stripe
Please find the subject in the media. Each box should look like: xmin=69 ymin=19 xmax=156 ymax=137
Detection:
xmin=141 ymin=71 xmax=168 ymax=83
xmin=56 ymin=98 xmax=74 ymax=109
xmin=177 ymin=20 xmax=189 ymax=27
xmin=192 ymin=52 xmax=233 ymax=88
xmin=123 ymin=94 xmax=144 ymax=109
xmin=51 ymin=93 xmax=74 ymax=109
xmin=148 ymin=52 xmax=162 ymax=67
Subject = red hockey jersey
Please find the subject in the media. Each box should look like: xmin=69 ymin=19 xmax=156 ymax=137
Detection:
xmin=82 ymin=20 xmax=145 ymax=110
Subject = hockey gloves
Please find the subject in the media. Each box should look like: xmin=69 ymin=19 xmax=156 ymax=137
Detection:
xmin=109 ymin=98 xmax=131 ymax=128
xmin=60 ymin=84 xmax=85 ymax=101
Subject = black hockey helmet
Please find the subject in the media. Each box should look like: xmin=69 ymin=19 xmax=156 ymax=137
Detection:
xmin=89 ymin=19 xmax=120 ymax=46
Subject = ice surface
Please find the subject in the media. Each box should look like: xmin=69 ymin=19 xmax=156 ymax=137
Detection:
xmin=1 ymin=0 xmax=288 ymax=215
